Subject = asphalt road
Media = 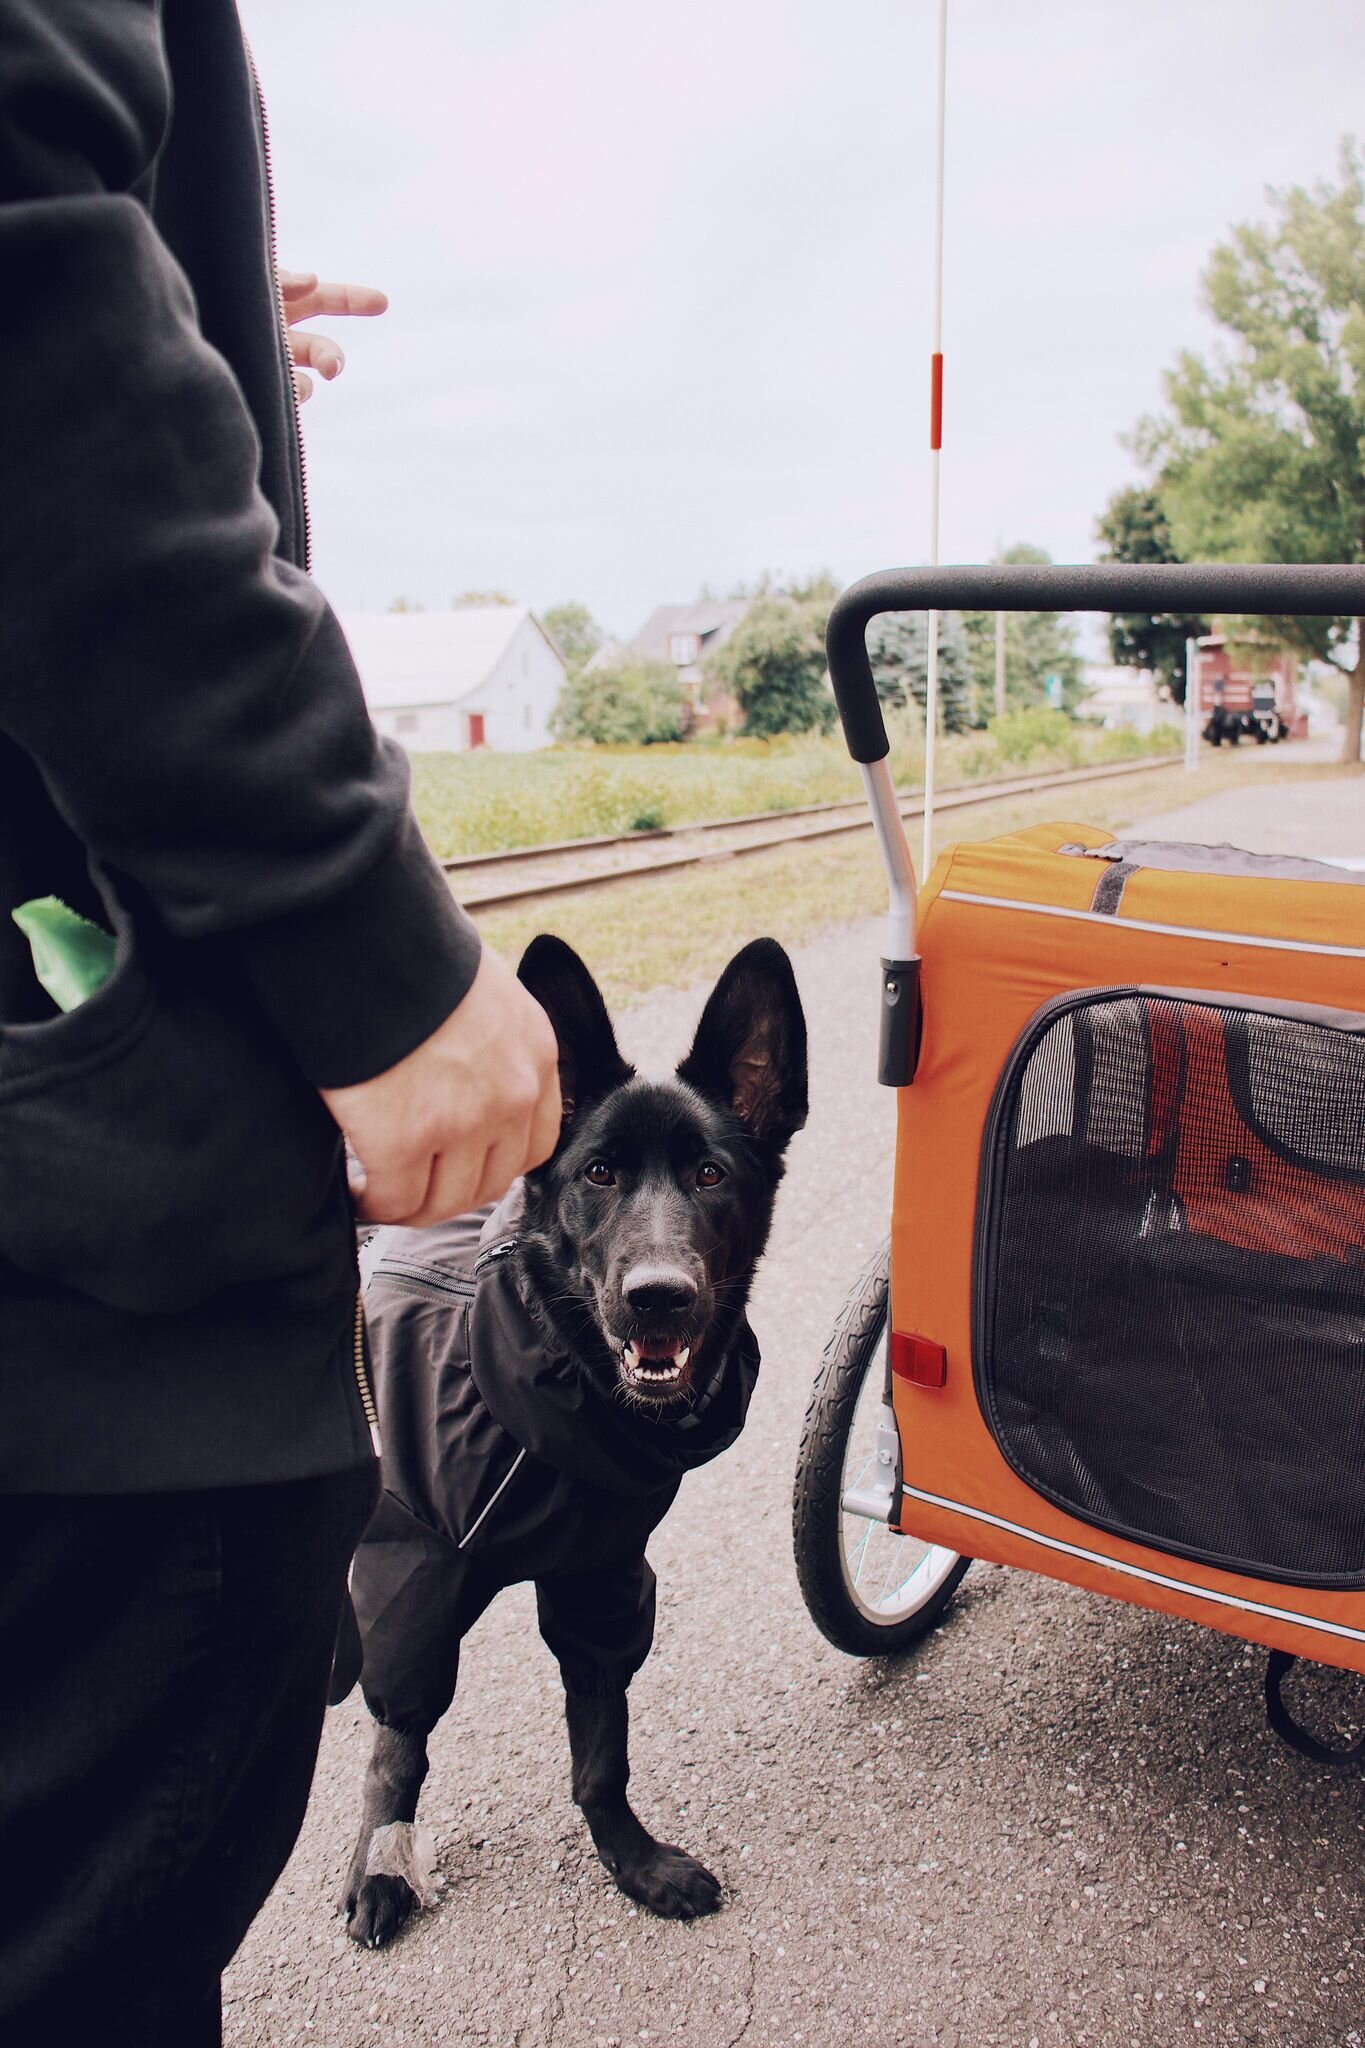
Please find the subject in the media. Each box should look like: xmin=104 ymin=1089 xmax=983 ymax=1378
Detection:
xmin=226 ymin=765 xmax=1365 ymax=2048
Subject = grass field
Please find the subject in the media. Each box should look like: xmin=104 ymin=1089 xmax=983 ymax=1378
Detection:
xmin=409 ymin=712 xmax=1179 ymax=859
xmin=465 ymin=749 xmax=1346 ymax=1011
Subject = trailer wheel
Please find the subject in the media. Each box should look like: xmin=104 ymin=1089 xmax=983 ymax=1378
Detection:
xmin=793 ymin=1239 xmax=970 ymax=1656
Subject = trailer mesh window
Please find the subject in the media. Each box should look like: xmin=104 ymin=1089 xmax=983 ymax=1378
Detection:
xmin=977 ymin=990 xmax=1365 ymax=1586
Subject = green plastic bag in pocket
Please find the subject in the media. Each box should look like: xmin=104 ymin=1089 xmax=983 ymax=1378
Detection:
xmin=12 ymin=897 xmax=118 ymax=1013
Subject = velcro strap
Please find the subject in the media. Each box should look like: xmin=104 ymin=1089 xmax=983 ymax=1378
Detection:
xmin=1265 ymin=1650 xmax=1365 ymax=1767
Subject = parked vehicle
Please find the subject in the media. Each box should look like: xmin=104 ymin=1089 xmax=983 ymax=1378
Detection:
xmin=1198 ymin=632 xmax=1302 ymax=745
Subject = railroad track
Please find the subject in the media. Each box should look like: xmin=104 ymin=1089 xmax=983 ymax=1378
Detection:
xmin=440 ymin=754 xmax=1180 ymax=912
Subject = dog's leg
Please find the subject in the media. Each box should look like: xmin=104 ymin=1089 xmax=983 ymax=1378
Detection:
xmin=342 ymin=1526 xmax=496 ymax=1950
xmin=342 ymin=1721 xmax=432 ymax=1950
xmin=565 ymin=1689 xmax=722 ymax=1919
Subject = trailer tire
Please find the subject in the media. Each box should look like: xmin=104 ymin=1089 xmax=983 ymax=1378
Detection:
xmin=793 ymin=1239 xmax=970 ymax=1657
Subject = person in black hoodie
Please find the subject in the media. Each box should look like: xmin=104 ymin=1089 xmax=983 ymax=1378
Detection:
xmin=0 ymin=4 xmax=560 ymax=2042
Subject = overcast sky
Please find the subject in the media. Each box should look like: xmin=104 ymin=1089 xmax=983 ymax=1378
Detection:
xmin=244 ymin=0 xmax=1365 ymax=640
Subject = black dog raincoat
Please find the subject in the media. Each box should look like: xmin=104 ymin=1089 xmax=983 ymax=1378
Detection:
xmin=341 ymin=1199 xmax=760 ymax=1733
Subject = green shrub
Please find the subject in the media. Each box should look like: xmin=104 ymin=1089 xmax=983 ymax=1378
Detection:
xmin=989 ymin=707 xmax=1084 ymax=766
xmin=551 ymin=657 xmax=685 ymax=746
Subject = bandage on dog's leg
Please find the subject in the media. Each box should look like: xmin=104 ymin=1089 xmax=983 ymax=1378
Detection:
xmin=342 ymin=1724 xmax=433 ymax=1950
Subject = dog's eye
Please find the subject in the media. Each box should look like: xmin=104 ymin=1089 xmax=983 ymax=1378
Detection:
xmin=585 ymin=1160 xmax=616 ymax=1187
xmin=696 ymin=1160 xmax=726 ymax=1189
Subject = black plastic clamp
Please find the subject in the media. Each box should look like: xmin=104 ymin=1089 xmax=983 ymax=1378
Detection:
xmin=878 ymin=958 xmax=922 ymax=1088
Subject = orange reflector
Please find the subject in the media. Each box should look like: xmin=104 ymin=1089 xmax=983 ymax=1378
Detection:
xmin=891 ymin=1331 xmax=947 ymax=1388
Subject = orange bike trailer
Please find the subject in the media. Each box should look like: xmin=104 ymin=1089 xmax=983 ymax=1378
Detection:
xmin=796 ymin=562 xmax=1365 ymax=1760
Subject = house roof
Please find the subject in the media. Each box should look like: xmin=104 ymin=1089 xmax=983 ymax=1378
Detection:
xmin=627 ymin=598 xmax=751 ymax=662
xmin=340 ymin=607 xmax=530 ymax=711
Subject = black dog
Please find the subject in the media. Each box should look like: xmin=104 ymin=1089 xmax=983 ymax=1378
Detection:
xmin=340 ymin=933 xmax=807 ymax=1949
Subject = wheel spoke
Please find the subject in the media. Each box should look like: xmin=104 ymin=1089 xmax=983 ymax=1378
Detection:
xmin=839 ymin=1328 xmax=962 ymax=1625
xmin=846 ymin=1519 xmax=873 ymax=1586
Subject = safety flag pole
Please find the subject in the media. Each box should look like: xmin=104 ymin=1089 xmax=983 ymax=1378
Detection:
xmin=921 ymin=0 xmax=949 ymax=882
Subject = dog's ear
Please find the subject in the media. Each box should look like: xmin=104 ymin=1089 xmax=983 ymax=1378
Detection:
xmin=517 ymin=934 xmax=633 ymax=1125
xmin=676 ymin=938 xmax=808 ymax=1151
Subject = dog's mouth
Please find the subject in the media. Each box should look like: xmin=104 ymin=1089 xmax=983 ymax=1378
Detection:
xmin=618 ymin=1336 xmax=694 ymax=1402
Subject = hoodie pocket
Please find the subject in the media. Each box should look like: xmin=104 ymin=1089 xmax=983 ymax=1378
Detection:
xmin=0 ymin=872 xmax=352 ymax=1314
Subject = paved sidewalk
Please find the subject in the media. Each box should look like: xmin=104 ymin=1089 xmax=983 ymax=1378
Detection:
xmin=1125 ymin=750 xmax=1362 ymax=866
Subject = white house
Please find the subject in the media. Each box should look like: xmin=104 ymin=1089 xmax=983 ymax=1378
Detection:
xmin=1081 ymin=664 xmax=1180 ymax=736
xmin=341 ymin=607 xmax=566 ymax=752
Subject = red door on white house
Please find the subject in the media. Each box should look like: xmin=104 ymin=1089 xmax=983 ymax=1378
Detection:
xmin=464 ymin=712 xmax=486 ymax=749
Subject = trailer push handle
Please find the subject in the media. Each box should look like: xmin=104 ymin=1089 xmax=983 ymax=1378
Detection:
xmin=826 ymin=561 xmax=1365 ymax=1085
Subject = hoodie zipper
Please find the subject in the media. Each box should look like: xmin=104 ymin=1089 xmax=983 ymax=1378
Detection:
xmin=244 ymin=43 xmax=313 ymax=575
xmin=353 ymin=1293 xmax=382 ymax=1457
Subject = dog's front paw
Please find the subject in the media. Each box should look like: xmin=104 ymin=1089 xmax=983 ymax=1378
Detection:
xmin=613 ymin=1841 xmax=722 ymax=1920
xmin=345 ymin=1872 xmax=421 ymax=1950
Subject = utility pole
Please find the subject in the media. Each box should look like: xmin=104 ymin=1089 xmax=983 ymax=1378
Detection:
xmin=1184 ymin=638 xmax=1200 ymax=773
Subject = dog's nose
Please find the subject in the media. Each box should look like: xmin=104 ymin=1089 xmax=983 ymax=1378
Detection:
xmin=622 ymin=1264 xmax=698 ymax=1320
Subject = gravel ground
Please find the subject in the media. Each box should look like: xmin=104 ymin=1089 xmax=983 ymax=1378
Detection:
xmin=226 ymin=766 xmax=1365 ymax=2048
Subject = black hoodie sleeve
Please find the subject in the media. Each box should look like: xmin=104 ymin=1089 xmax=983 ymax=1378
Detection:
xmin=0 ymin=0 xmax=480 ymax=1088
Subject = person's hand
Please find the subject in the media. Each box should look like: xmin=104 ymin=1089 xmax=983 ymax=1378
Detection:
xmin=279 ymin=268 xmax=388 ymax=401
xmin=319 ymin=947 xmax=562 ymax=1226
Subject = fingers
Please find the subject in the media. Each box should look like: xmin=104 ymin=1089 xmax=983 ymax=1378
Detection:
xmin=470 ymin=1129 xmax=535 ymax=1213
xmin=350 ymin=1130 xmax=522 ymax=1230
xmin=280 ymin=275 xmax=389 ymax=325
xmin=347 ymin=1145 xmax=436 ymax=1227
xmin=279 ymin=269 xmax=386 ymax=405
xmin=344 ymin=1103 xmax=548 ymax=1229
xmin=308 ymin=280 xmax=389 ymax=318
xmin=289 ymin=328 xmax=346 ymax=381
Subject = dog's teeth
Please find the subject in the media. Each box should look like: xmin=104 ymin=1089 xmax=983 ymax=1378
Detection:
xmin=621 ymin=1339 xmax=690 ymax=1391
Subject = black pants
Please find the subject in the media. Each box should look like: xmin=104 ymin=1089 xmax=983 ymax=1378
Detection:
xmin=0 ymin=1465 xmax=377 ymax=2047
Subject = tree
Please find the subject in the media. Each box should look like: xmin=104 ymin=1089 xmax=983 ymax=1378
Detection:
xmin=542 ymin=602 xmax=604 ymax=674
xmin=1095 ymin=486 xmax=1207 ymax=704
xmin=1135 ymin=141 xmax=1365 ymax=761
xmin=782 ymin=569 xmax=841 ymax=609
xmin=960 ymin=544 xmax=1085 ymax=713
xmin=865 ymin=609 xmax=974 ymax=732
xmin=702 ymin=593 xmax=836 ymax=738
xmin=453 ymin=589 xmax=515 ymax=609
xmin=696 ymin=568 xmax=840 ymax=607
xmin=551 ymin=656 xmax=684 ymax=746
